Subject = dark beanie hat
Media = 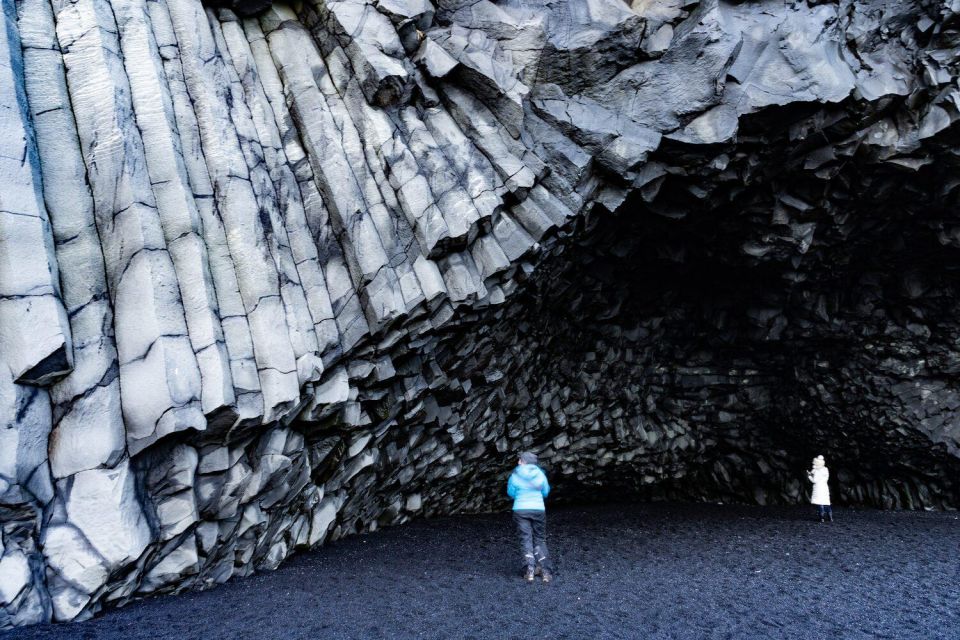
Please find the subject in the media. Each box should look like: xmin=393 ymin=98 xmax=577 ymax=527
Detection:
xmin=519 ymin=451 xmax=538 ymax=465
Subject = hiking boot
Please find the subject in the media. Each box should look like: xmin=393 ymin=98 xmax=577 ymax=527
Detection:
xmin=524 ymin=567 xmax=535 ymax=582
xmin=541 ymin=570 xmax=553 ymax=584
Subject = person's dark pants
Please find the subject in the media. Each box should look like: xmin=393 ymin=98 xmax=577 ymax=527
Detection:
xmin=817 ymin=504 xmax=833 ymax=521
xmin=513 ymin=510 xmax=550 ymax=573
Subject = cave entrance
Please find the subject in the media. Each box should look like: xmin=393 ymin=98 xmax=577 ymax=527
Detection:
xmin=466 ymin=153 xmax=960 ymax=511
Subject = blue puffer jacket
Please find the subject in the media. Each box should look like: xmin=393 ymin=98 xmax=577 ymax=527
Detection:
xmin=507 ymin=464 xmax=550 ymax=511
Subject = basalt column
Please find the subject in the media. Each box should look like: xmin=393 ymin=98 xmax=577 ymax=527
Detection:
xmin=2 ymin=0 xmax=959 ymax=629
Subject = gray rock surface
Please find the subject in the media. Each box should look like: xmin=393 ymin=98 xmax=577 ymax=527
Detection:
xmin=1 ymin=0 xmax=959 ymax=628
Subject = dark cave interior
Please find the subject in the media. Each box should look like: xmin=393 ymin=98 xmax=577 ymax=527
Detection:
xmin=457 ymin=107 xmax=960 ymax=510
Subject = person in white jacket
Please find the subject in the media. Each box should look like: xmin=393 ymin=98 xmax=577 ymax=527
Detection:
xmin=807 ymin=455 xmax=833 ymax=522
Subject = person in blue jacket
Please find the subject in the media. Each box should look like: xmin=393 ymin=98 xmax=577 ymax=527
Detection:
xmin=507 ymin=451 xmax=552 ymax=582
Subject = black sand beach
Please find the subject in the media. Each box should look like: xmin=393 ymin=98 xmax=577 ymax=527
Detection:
xmin=6 ymin=503 xmax=959 ymax=640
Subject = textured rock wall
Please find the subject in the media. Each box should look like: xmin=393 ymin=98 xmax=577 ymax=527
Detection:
xmin=2 ymin=0 xmax=960 ymax=628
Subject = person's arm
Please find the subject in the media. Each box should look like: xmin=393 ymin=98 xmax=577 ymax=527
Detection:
xmin=541 ymin=472 xmax=550 ymax=498
xmin=507 ymin=474 xmax=517 ymax=498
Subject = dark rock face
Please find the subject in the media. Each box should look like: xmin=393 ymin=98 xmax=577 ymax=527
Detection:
xmin=1 ymin=0 xmax=959 ymax=629
xmin=204 ymin=0 xmax=273 ymax=18
xmin=490 ymin=191 xmax=960 ymax=508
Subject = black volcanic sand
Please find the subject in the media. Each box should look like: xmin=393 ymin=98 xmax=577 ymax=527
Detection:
xmin=6 ymin=504 xmax=959 ymax=640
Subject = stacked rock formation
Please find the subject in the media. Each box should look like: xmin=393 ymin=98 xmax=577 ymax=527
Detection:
xmin=2 ymin=0 xmax=960 ymax=628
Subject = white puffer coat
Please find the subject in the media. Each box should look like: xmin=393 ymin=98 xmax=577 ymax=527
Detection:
xmin=807 ymin=467 xmax=830 ymax=505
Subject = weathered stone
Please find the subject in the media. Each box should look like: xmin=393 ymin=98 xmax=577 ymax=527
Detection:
xmin=2 ymin=0 xmax=960 ymax=629
xmin=40 ymin=524 xmax=109 ymax=621
xmin=148 ymin=0 xmax=265 ymax=427
xmin=51 ymin=0 xmax=206 ymax=455
xmin=167 ymin=0 xmax=301 ymax=423
xmin=63 ymin=463 xmax=151 ymax=569
xmin=0 ymin=0 xmax=72 ymax=389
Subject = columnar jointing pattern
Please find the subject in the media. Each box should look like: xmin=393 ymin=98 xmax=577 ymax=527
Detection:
xmin=1 ymin=0 xmax=959 ymax=628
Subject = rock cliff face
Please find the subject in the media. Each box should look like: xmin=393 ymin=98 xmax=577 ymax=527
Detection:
xmin=1 ymin=0 xmax=959 ymax=628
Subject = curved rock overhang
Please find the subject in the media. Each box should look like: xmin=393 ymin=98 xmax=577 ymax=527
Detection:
xmin=1 ymin=0 xmax=959 ymax=628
